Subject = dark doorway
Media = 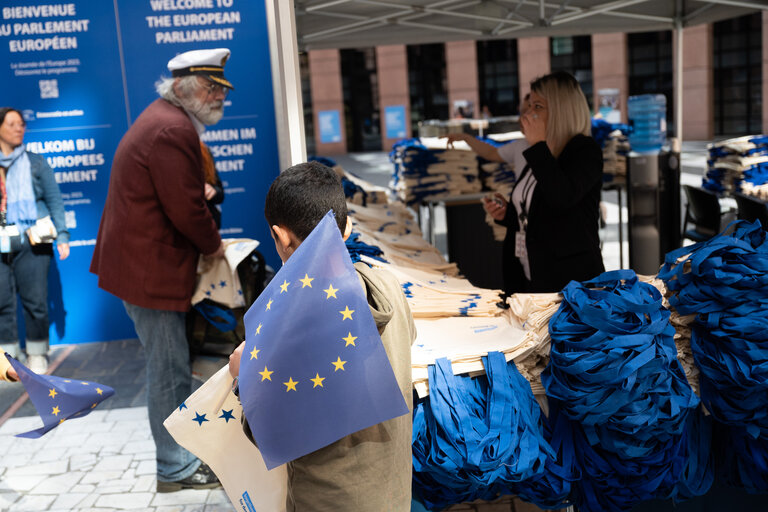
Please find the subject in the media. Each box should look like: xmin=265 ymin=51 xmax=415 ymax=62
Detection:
xmin=627 ymin=31 xmax=675 ymax=137
xmin=550 ymin=35 xmax=594 ymax=111
xmin=477 ymin=39 xmax=521 ymax=117
xmin=407 ymin=44 xmax=449 ymax=135
xmin=340 ymin=48 xmax=382 ymax=152
xmin=713 ymin=13 xmax=762 ymax=136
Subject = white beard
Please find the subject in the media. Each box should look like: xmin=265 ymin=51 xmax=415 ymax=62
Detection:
xmin=182 ymin=95 xmax=224 ymax=126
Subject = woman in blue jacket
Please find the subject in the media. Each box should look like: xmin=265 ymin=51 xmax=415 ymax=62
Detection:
xmin=0 ymin=107 xmax=69 ymax=373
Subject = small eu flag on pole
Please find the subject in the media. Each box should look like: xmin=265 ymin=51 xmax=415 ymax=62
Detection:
xmin=239 ymin=211 xmax=409 ymax=469
xmin=6 ymin=353 xmax=115 ymax=438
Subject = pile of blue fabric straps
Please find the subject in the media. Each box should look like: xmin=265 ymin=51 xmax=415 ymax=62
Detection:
xmin=412 ymin=220 xmax=768 ymax=511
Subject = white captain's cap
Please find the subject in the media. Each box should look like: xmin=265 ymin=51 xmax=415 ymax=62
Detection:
xmin=167 ymin=48 xmax=234 ymax=90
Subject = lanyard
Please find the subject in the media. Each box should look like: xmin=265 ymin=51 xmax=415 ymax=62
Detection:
xmin=516 ymin=165 xmax=535 ymax=230
xmin=0 ymin=166 xmax=6 ymax=225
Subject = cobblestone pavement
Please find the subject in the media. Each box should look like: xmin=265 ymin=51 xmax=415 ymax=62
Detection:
xmin=0 ymin=339 xmax=235 ymax=511
xmin=0 ymin=407 xmax=233 ymax=511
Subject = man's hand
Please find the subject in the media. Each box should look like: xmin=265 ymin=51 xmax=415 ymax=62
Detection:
xmin=229 ymin=340 xmax=245 ymax=378
xmin=6 ymin=367 xmax=18 ymax=381
xmin=442 ymin=133 xmax=470 ymax=149
xmin=204 ymin=183 xmax=217 ymax=201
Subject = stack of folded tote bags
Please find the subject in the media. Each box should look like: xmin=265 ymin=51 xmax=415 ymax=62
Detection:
xmin=389 ymin=134 xmax=524 ymax=243
xmin=333 ymin=158 xmax=766 ymax=510
xmin=390 ymin=137 xmax=483 ymax=206
xmin=703 ymin=135 xmax=768 ymax=195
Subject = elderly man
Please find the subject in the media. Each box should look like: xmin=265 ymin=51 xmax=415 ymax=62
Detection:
xmin=91 ymin=48 xmax=232 ymax=492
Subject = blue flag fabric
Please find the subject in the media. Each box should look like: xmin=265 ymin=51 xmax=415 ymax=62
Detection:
xmin=239 ymin=211 xmax=409 ymax=469
xmin=6 ymin=353 xmax=115 ymax=438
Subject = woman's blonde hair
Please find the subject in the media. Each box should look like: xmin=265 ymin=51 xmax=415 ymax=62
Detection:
xmin=530 ymin=72 xmax=591 ymax=157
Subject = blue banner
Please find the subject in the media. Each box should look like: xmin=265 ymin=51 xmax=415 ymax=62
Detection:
xmin=318 ymin=109 xmax=342 ymax=143
xmin=385 ymin=105 xmax=406 ymax=139
xmin=0 ymin=0 xmax=280 ymax=344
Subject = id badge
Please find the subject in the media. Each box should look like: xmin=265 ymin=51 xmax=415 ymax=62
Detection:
xmin=0 ymin=225 xmax=20 ymax=253
xmin=0 ymin=225 xmax=20 ymax=237
xmin=515 ymin=231 xmax=532 ymax=280
xmin=514 ymin=231 xmax=526 ymax=259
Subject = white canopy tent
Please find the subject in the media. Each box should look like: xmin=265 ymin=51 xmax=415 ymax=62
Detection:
xmin=267 ymin=0 xmax=768 ymax=169
xmin=295 ymin=0 xmax=766 ymax=49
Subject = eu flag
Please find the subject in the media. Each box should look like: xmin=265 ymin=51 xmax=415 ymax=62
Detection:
xmin=240 ymin=211 xmax=409 ymax=469
xmin=6 ymin=353 xmax=115 ymax=438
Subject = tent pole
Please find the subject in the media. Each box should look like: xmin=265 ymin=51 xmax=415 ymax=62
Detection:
xmin=265 ymin=0 xmax=307 ymax=170
xmin=674 ymin=1 xmax=683 ymax=147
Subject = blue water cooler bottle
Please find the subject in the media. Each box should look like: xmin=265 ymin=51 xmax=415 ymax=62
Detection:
xmin=627 ymin=94 xmax=667 ymax=154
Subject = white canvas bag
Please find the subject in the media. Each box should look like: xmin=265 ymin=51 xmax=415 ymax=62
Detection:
xmin=164 ymin=365 xmax=287 ymax=511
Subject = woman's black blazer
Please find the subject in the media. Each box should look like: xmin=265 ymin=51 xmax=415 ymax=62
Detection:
xmin=499 ymin=134 xmax=605 ymax=294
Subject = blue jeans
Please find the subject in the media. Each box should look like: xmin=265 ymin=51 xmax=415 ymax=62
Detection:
xmin=0 ymin=240 xmax=52 ymax=357
xmin=123 ymin=301 xmax=200 ymax=482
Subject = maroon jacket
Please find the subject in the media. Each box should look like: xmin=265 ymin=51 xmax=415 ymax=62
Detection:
xmin=91 ymin=99 xmax=221 ymax=312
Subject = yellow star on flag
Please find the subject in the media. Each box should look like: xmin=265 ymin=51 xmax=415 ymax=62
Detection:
xmin=250 ymin=347 xmax=260 ymax=360
xmin=299 ymin=273 xmax=314 ymax=288
xmin=310 ymin=373 xmax=325 ymax=388
xmin=96 ymin=388 xmax=104 ymax=395
xmin=52 ymin=406 xmax=60 ymax=416
xmin=59 ymin=418 xmax=65 ymax=424
xmin=266 ymin=299 xmax=273 ymax=311
xmin=339 ymin=306 xmax=354 ymax=321
xmin=91 ymin=403 xmax=97 ymax=409
xmin=81 ymin=381 xmax=89 ymax=385
xmin=48 ymin=388 xmax=57 ymax=399
xmin=342 ymin=332 xmax=357 ymax=347
xmin=324 ymin=284 xmax=338 ymax=299
xmin=259 ymin=366 xmax=273 ymax=381
xmin=283 ymin=377 xmax=298 ymax=392
xmin=280 ymin=280 xmax=290 ymax=293
xmin=332 ymin=357 xmax=347 ymax=371
xmin=255 ymin=323 xmax=262 ymax=336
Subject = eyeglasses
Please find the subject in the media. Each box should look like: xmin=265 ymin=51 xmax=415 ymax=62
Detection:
xmin=202 ymin=81 xmax=228 ymax=97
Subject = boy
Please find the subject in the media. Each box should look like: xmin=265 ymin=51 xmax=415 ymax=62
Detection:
xmin=228 ymin=161 xmax=416 ymax=511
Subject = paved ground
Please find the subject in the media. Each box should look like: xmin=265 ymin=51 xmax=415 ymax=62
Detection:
xmin=0 ymin=339 xmax=232 ymax=511
xmin=0 ymin=143 xmax=713 ymax=511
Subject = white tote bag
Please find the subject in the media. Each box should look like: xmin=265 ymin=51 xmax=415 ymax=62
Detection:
xmin=164 ymin=366 xmax=287 ymax=511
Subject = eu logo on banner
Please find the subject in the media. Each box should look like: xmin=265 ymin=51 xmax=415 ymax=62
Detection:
xmin=239 ymin=212 xmax=409 ymax=469
xmin=6 ymin=354 xmax=115 ymax=438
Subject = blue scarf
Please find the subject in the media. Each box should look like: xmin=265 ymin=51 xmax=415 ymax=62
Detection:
xmin=0 ymin=145 xmax=37 ymax=227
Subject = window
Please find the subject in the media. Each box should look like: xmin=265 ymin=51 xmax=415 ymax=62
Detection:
xmin=407 ymin=44 xmax=449 ymax=135
xmin=627 ymin=31 xmax=674 ymax=136
xmin=550 ymin=36 xmax=593 ymax=110
xmin=299 ymin=52 xmax=315 ymax=155
xmin=713 ymin=13 xmax=762 ymax=136
xmin=477 ymin=39 xmax=520 ymax=117
xmin=340 ymin=48 xmax=381 ymax=152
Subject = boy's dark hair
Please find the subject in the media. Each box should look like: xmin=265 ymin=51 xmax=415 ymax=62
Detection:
xmin=264 ymin=161 xmax=348 ymax=241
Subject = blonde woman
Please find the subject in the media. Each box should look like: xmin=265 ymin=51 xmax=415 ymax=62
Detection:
xmin=484 ymin=72 xmax=604 ymax=294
